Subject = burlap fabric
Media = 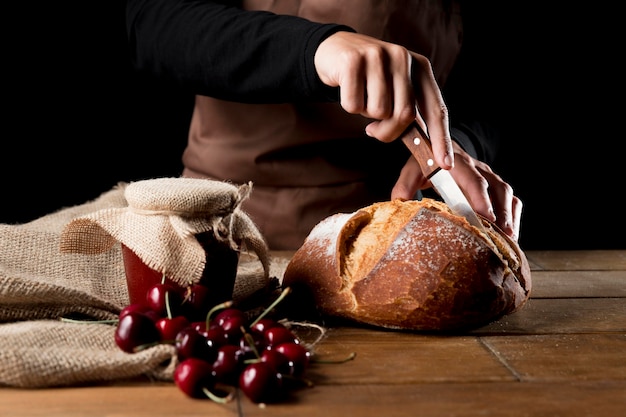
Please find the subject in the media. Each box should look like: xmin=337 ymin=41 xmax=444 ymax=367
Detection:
xmin=0 ymin=178 xmax=281 ymax=388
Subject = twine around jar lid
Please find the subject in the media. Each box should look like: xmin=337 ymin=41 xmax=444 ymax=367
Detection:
xmin=60 ymin=178 xmax=269 ymax=287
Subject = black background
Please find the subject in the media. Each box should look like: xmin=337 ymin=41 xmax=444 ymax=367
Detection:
xmin=2 ymin=2 xmax=623 ymax=250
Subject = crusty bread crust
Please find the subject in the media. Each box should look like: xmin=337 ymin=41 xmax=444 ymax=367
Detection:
xmin=282 ymin=198 xmax=531 ymax=331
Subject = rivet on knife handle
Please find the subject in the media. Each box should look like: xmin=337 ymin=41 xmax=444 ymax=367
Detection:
xmin=400 ymin=125 xmax=440 ymax=178
xmin=399 ymin=123 xmax=490 ymax=234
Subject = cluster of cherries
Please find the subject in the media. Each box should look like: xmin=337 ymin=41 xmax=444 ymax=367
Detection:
xmin=114 ymin=279 xmax=312 ymax=404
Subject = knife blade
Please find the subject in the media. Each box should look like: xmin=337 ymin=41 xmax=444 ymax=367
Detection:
xmin=400 ymin=123 xmax=487 ymax=232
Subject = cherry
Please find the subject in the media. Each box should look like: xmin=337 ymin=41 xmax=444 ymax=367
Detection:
xmin=211 ymin=344 xmax=243 ymax=385
xmin=190 ymin=320 xmax=210 ymax=334
xmin=239 ymin=331 xmax=266 ymax=358
xmin=201 ymin=324 xmax=229 ymax=348
xmin=239 ymin=361 xmax=283 ymax=404
xmin=264 ymin=326 xmax=299 ymax=347
xmin=274 ymin=342 xmax=310 ymax=377
xmin=155 ymin=315 xmax=190 ymax=343
xmin=212 ymin=307 xmax=246 ymax=327
xmin=114 ymin=311 xmax=160 ymax=353
xmin=119 ymin=303 xmax=159 ymax=321
xmin=183 ymin=283 xmax=212 ymax=322
xmin=175 ymin=327 xmax=213 ymax=361
xmin=174 ymin=357 xmax=216 ymax=399
xmin=260 ymin=349 xmax=292 ymax=375
xmin=146 ymin=282 xmax=184 ymax=317
xmin=220 ymin=315 xmax=247 ymax=342
xmin=114 ymin=283 xmax=317 ymax=404
xmin=249 ymin=317 xmax=282 ymax=336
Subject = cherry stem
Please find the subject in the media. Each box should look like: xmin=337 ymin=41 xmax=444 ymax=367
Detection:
xmin=241 ymin=328 xmax=261 ymax=359
xmin=132 ymin=341 xmax=162 ymax=352
xmin=202 ymin=386 xmax=234 ymax=404
xmin=165 ymin=290 xmax=173 ymax=319
xmin=249 ymin=286 xmax=291 ymax=328
xmin=59 ymin=317 xmax=119 ymax=325
xmin=312 ymin=351 xmax=357 ymax=364
xmin=242 ymin=357 xmax=261 ymax=365
xmin=205 ymin=300 xmax=234 ymax=329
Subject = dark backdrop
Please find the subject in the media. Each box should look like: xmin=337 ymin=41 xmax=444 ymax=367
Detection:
xmin=2 ymin=2 xmax=623 ymax=250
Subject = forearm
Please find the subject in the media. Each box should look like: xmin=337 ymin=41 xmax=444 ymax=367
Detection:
xmin=126 ymin=0 xmax=352 ymax=102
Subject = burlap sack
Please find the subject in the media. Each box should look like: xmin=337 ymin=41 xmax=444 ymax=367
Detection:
xmin=0 ymin=179 xmax=283 ymax=388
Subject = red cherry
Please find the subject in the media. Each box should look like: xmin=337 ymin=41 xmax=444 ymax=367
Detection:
xmin=155 ymin=315 xmax=190 ymax=342
xmin=119 ymin=303 xmax=159 ymax=321
xmin=212 ymin=308 xmax=246 ymax=327
xmin=190 ymin=320 xmax=210 ymax=334
xmin=174 ymin=358 xmax=215 ymax=399
xmin=220 ymin=315 xmax=247 ymax=342
xmin=274 ymin=342 xmax=310 ymax=377
xmin=114 ymin=311 xmax=160 ymax=353
xmin=202 ymin=325 xmax=229 ymax=348
xmin=175 ymin=327 xmax=216 ymax=362
xmin=183 ymin=284 xmax=212 ymax=322
xmin=146 ymin=283 xmax=183 ymax=317
xmin=211 ymin=344 xmax=243 ymax=385
xmin=249 ymin=318 xmax=282 ymax=336
xmin=260 ymin=349 xmax=292 ymax=375
xmin=239 ymin=361 xmax=283 ymax=404
xmin=264 ymin=326 xmax=299 ymax=347
xmin=239 ymin=331 xmax=267 ymax=358
xmin=191 ymin=321 xmax=229 ymax=348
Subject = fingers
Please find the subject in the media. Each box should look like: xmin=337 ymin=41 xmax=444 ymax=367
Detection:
xmin=446 ymin=152 xmax=495 ymax=221
xmin=367 ymin=53 xmax=454 ymax=170
xmin=449 ymin=148 xmax=521 ymax=241
xmin=391 ymin=156 xmax=429 ymax=200
xmin=484 ymin=167 xmax=522 ymax=241
xmin=394 ymin=143 xmax=523 ymax=242
xmin=315 ymin=32 xmax=453 ymax=168
xmin=315 ymin=32 xmax=416 ymax=142
xmin=409 ymin=54 xmax=454 ymax=170
xmin=364 ymin=48 xmax=416 ymax=142
xmin=511 ymin=196 xmax=523 ymax=241
xmin=315 ymin=33 xmax=453 ymax=169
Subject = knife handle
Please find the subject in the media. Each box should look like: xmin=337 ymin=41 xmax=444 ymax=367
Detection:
xmin=400 ymin=124 xmax=440 ymax=179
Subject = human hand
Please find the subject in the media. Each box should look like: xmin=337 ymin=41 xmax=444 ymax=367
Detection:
xmin=314 ymin=31 xmax=454 ymax=170
xmin=391 ymin=141 xmax=522 ymax=241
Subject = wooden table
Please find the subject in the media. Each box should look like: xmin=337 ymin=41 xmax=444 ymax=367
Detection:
xmin=2 ymin=250 xmax=625 ymax=417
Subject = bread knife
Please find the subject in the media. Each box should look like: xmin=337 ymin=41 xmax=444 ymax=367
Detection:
xmin=400 ymin=123 xmax=487 ymax=232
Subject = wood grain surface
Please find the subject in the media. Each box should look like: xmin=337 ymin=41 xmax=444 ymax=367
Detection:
xmin=1 ymin=250 xmax=625 ymax=417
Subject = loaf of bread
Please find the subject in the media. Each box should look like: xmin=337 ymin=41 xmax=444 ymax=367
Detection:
xmin=282 ymin=198 xmax=531 ymax=331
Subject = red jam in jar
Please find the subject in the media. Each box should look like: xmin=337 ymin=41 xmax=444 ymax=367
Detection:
xmin=121 ymin=232 xmax=239 ymax=307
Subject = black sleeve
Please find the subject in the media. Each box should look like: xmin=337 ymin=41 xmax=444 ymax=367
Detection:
xmin=450 ymin=121 xmax=501 ymax=164
xmin=126 ymin=0 xmax=354 ymax=103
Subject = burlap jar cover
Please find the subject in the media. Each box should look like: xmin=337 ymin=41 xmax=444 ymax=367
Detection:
xmin=60 ymin=177 xmax=271 ymax=293
xmin=0 ymin=178 xmax=278 ymax=388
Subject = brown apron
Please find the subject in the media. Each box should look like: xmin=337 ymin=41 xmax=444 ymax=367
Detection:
xmin=182 ymin=0 xmax=463 ymax=249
